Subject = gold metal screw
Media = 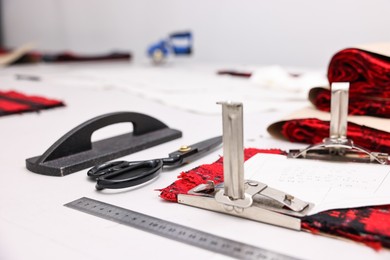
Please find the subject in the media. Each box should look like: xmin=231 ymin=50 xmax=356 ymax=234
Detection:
xmin=179 ymin=145 xmax=191 ymax=152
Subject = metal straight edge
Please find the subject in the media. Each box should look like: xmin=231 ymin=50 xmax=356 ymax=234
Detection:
xmin=66 ymin=197 xmax=301 ymax=260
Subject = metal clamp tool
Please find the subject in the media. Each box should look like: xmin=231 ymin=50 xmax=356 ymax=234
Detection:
xmin=288 ymin=82 xmax=388 ymax=164
xmin=178 ymin=102 xmax=313 ymax=230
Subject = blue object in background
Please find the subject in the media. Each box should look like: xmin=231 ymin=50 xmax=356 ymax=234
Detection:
xmin=147 ymin=31 xmax=192 ymax=64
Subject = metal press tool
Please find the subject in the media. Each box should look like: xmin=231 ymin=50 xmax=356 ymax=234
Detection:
xmin=178 ymin=102 xmax=313 ymax=230
xmin=288 ymin=82 xmax=389 ymax=164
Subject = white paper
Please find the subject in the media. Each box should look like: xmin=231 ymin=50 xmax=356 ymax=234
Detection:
xmin=244 ymin=154 xmax=390 ymax=215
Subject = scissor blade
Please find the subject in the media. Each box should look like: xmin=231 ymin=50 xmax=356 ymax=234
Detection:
xmin=190 ymin=135 xmax=223 ymax=155
xmin=168 ymin=136 xmax=222 ymax=165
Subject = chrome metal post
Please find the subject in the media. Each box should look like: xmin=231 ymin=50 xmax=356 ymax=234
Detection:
xmin=218 ymin=101 xmax=245 ymax=200
xmin=330 ymin=82 xmax=349 ymax=140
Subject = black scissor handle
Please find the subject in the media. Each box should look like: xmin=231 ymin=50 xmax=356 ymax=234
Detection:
xmin=95 ymin=159 xmax=164 ymax=190
xmin=87 ymin=161 xmax=130 ymax=178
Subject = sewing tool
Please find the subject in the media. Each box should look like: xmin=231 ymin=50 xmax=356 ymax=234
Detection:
xmin=178 ymin=102 xmax=313 ymax=230
xmin=288 ymin=82 xmax=388 ymax=164
xmin=26 ymin=111 xmax=182 ymax=176
xmin=88 ymin=136 xmax=222 ymax=190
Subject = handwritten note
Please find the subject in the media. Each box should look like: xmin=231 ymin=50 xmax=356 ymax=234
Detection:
xmin=244 ymin=154 xmax=390 ymax=215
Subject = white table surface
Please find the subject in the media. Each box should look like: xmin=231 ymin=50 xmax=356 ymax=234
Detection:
xmin=0 ymin=61 xmax=389 ymax=260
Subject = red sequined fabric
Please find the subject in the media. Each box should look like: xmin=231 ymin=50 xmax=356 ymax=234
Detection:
xmin=0 ymin=90 xmax=65 ymax=116
xmin=280 ymin=118 xmax=390 ymax=154
xmin=311 ymin=48 xmax=390 ymax=117
xmin=159 ymin=149 xmax=390 ymax=250
xmin=329 ymin=48 xmax=390 ymax=97
xmin=310 ymin=87 xmax=390 ymax=118
xmin=302 ymin=205 xmax=390 ymax=250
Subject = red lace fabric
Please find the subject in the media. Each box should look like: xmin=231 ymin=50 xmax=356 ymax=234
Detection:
xmin=158 ymin=149 xmax=390 ymax=250
xmin=311 ymin=48 xmax=390 ymax=117
xmin=159 ymin=148 xmax=285 ymax=202
xmin=0 ymin=90 xmax=65 ymax=116
xmin=280 ymin=118 xmax=390 ymax=154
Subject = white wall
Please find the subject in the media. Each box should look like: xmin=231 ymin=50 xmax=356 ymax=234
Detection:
xmin=2 ymin=0 xmax=390 ymax=68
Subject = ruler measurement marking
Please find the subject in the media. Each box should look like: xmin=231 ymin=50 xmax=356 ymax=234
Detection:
xmin=65 ymin=197 xmax=299 ymax=260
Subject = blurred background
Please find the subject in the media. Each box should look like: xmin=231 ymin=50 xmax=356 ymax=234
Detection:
xmin=1 ymin=0 xmax=390 ymax=68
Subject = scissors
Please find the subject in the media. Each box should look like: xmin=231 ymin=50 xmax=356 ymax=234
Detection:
xmin=87 ymin=136 xmax=222 ymax=190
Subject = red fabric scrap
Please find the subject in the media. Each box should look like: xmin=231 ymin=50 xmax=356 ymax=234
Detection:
xmin=0 ymin=90 xmax=65 ymax=116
